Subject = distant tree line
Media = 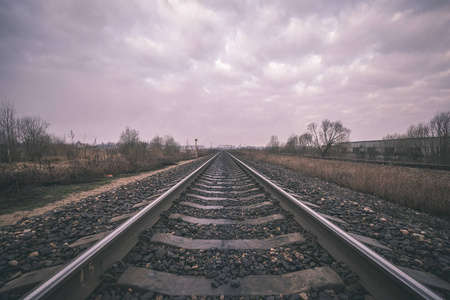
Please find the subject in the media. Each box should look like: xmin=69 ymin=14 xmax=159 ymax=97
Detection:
xmin=0 ymin=102 xmax=52 ymax=163
xmin=0 ymin=102 xmax=206 ymax=190
xmin=266 ymin=119 xmax=351 ymax=157
xmin=265 ymin=111 xmax=450 ymax=165
xmin=0 ymin=102 xmax=192 ymax=166
xmin=117 ymin=126 xmax=186 ymax=167
xmin=382 ymin=111 xmax=450 ymax=165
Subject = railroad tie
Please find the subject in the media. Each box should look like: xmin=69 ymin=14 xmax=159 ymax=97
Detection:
xmin=168 ymin=213 xmax=285 ymax=225
xmin=149 ymin=232 xmax=305 ymax=250
xmin=193 ymin=183 xmax=257 ymax=190
xmin=185 ymin=194 xmax=229 ymax=201
xmin=179 ymin=201 xmax=273 ymax=210
xmin=117 ymin=267 xmax=344 ymax=296
xmin=190 ymin=187 xmax=261 ymax=194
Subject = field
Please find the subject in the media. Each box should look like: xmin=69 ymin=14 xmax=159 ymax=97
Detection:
xmin=237 ymin=150 xmax=450 ymax=219
xmin=0 ymin=149 xmax=208 ymax=215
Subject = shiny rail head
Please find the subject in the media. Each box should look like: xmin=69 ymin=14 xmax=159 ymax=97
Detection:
xmin=22 ymin=152 xmax=220 ymax=300
xmin=227 ymin=152 xmax=444 ymax=300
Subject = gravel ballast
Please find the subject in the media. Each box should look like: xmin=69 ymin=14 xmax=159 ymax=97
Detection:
xmin=0 ymin=156 xmax=212 ymax=299
xmin=3 ymin=151 xmax=447 ymax=299
xmin=87 ymin=152 xmax=368 ymax=300
xmin=235 ymin=153 xmax=450 ymax=299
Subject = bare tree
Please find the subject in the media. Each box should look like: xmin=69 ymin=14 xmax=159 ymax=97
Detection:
xmin=163 ymin=135 xmax=180 ymax=159
xmin=382 ymin=133 xmax=402 ymax=160
xmin=298 ymin=133 xmax=312 ymax=154
xmin=284 ymin=134 xmax=298 ymax=154
xmin=430 ymin=111 xmax=450 ymax=164
xmin=119 ymin=127 xmax=139 ymax=146
xmin=17 ymin=116 xmax=51 ymax=162
xmin=118 ymin=127 xmax=141 ymax=164
xmin=149 ymin=135 xmax=164 ymax=151
xmin=0 ymin=102 xmax=19 ymax=163
xmin=307 ymin=119 xmax=351 ymax=157
xmin=283 ymin=133 xmax=312 ymax=155
xmin=407 ymin=123 xmax=429 ymax=139
xmin=382 ymin=133 xmax=406 ymax=140
xmin=49 ymin=134 xmax=66 ymax=157
xmin=406 ymin=123 xmax=431 ymax=162
xmin=266 ymin=135 xmax=280 ymax=153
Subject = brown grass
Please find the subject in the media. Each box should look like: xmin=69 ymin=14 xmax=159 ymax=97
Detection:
xmin=0 ymin=158 xmax=198 ymax=226
xmin=238 ymin=151 xmax=450 ymax=219
xmin=0 ymin=149 xmax=214 ymax=211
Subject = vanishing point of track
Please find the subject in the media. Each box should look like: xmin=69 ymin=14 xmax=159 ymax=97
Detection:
xmin=20 ymin=152 xmax=443 ymax=299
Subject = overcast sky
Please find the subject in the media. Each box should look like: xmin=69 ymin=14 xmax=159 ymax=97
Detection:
xmin=1 ymin=0 xmax=449 ymax=147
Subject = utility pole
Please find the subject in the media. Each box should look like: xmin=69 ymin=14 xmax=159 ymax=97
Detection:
xmin=195 ymin=139 xmax=198 ymax=158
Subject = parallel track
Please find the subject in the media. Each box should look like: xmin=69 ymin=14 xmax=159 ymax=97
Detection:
xmin=21 ymin=151 xmax=442 ymax=299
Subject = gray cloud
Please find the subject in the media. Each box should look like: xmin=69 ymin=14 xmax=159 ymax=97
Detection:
xmin=1 ymin=0 xmax=449 ymax=146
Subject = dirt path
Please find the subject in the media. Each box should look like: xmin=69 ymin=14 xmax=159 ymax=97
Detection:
xmin=0 ymin=159 xmax=197 ymax=227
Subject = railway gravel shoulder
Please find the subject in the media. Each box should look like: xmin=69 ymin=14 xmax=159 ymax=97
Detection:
xmin=0 ymin=156 xmax=213 ymax=298
xmin=233 ymin=153 xmax=450 ymax=298
xmin=3 ymin=151 xmax=447 ymax=299
xmin=84 ymin=152 xmax=369 ymax=300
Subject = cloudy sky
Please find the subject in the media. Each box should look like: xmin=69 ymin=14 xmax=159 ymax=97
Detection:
xmin=1 ymin=0 xmax=449 ymax=147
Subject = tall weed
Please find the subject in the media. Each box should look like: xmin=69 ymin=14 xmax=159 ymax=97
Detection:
xmin=238 ymin=151 xmax=450 ymax=219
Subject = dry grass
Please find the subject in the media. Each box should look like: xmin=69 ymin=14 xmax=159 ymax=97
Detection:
xmin=0 ymin=149 xmax=214 ymax=211
xmin=239 ymin=151 xmax=450 ymax=219
xmin=0 ymin=158 xmax=198 ymax=224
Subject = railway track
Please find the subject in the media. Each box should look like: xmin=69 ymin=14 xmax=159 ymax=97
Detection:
xmin=5 ymin=152 xmax=445 ymax=299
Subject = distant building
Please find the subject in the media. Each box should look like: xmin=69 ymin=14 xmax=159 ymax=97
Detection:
xmin=182 ymin=144 xmax=205 ymax=152
xmin=96 ymin=142 xmax=117 ymax=150
xmin=339 ymin=137 xmax=441 ymax=163
xmin=218 ymin=145 xmax=235 ymax=150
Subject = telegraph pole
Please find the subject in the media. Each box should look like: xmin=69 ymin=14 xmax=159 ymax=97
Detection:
xmin=195 ymin=139 xmax=198 ymax=158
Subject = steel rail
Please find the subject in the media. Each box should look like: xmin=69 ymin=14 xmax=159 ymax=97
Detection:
xmin=228 ymin=152 xmax=443 ymax=300
xmin=22 ymin=152 xmax=220 ymax=300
